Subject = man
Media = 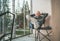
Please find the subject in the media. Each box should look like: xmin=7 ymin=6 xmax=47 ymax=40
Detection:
xmin=26 ymin=10 xmax=48 ymax=29
xmin=26 ymin=11 xmax=48 ymax=36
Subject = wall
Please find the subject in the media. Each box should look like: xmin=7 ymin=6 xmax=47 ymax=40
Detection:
xmin=32 ymin=0 xmax=60 ymax=41
xmin=51 ymin=0 xmax=60 ymax=41
xmin=32 ymin=0 xmax=51 ymax=15
xmin=32 ymin=0 xmax=52 ymax=38
xmin=32 ymin=0 xmax=52 ymax=26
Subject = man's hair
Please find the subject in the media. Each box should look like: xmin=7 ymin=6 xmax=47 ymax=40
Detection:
xmin=35 ymin=11 xmax=41 ymax=16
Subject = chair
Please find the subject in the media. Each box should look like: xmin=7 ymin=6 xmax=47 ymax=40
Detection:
xmin=35 ymin=26 xmax=52 ymax=41
xmin=34 ymin=13 xmax=52 ymax=41
xmin=29 ymin=13 xmax=52 ymax=41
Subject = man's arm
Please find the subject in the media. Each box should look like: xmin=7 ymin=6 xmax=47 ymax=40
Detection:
xmin=42 ymin=13 xmax=48 ymax=18
xmin=30 ymin=14 xmax=35 ymax=17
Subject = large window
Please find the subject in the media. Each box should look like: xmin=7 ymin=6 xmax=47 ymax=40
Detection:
xmin=0 ymin=0 xmax=32 ymax=39
xmin=15 ymin=0 xmax=31 ymax=37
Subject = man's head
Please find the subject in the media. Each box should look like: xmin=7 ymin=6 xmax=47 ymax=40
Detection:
xmin=35 ymin=11 xmax=41 ymax=16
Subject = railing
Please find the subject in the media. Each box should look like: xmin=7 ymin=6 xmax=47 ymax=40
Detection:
xmin=0 ymin=11 xmax=15 ymax=41
xmin=0 ymin=33 xmax=11 ymax=41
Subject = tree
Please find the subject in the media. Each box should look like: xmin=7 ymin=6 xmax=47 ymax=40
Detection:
xmin=15 ymin=1 xmax=30 ymax=28
xmin=3 ymin=0 xmax=11 ymax=33
xmin=4 ymin=14 xmax=11 ymax=28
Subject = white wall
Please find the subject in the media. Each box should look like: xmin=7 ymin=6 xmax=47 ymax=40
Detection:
xmin=32 ymin=0 xmax=52 ymax=36
xmin=51 ymin=0 xmax=60 ymax=41
xmin=32 ymin=0 xmax=51 ymax=15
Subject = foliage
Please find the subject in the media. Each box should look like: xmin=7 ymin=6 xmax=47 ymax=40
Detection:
xmin=16 ymin=1 xmax=30 ymax=28
xmin=4 ymin=14 xmax=11 ymax=28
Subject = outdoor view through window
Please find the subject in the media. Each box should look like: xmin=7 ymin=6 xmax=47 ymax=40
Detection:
xmin=0 ymin=0 xmax=31 ymax=41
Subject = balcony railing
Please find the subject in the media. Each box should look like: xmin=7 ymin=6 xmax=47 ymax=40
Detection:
xmin=0 ymin=11 xmax=15 ymax=41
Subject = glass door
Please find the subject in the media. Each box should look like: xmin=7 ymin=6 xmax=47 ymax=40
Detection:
xmin=0 ymin=0 xmax=13 ymax=41
xmin=0 ymin=0 xmax=32 ymax=39
xmin=15 ymin=0 xmax=31 ymax=37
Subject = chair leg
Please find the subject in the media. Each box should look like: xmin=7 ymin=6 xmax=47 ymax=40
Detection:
xmin=38 ymin=30 xmax=40 ymax=41
xmin=40 ymin=31 xmax=52 ymax=41
xmin=35 ymin=30 xmax=36 ymax=41
xmin=46 ymin=30 xmax=49 ymax=36
xmin=35 ymin=30 xmax=38 ymax=41
xmin=35 ymin=30 xmax=41 ymax=41
xmin=40 ymin=32 xmax=51 ymax=41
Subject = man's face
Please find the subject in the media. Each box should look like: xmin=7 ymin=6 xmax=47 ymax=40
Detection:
xmin=35 ymin=11 xmax=41 ymax=16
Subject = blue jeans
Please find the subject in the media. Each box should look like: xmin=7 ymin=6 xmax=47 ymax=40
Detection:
xmin=29 ymin=22 xmax=34 ymax=29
